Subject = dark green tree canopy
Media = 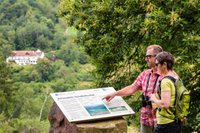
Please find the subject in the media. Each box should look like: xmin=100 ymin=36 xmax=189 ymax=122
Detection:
xmin=59 ymin=0 xmax=200 ymax=132
xmin=0 ymin=54 xmax=16 ymax=117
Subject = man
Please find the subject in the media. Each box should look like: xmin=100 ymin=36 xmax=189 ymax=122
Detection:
xmin=103 ymin=45 xmax=163 ymax=133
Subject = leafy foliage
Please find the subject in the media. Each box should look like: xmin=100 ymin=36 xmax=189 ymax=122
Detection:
xmin=59 ymin=0 xmax=200 ymax=132
xmin=0 ymin=0 xmax=95 ymax=132
xmin=0 ymin=0 xmax=60 ymax=51
xmin=0 ymin=54 xmax=16 ymax=117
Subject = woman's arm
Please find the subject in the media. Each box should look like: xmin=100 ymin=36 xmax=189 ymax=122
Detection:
xmin=150 ymin=91 xmax=171 ymax=109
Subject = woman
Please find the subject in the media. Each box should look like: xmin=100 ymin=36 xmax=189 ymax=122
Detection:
xmin=150 ymin=51 xmax=181 ymax=133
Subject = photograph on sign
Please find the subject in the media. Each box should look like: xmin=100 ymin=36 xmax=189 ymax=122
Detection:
xmin=50 ymin=87 xmax=135 ymax=122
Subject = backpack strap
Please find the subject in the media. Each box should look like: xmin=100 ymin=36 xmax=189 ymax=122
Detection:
xmin=164 ymin=76 xmax=176 ymax=83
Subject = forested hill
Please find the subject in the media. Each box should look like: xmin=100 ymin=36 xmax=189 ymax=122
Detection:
xmin=0 ymin=0 xmax=91 ymax=70
xmin=0 ymin=0 xmax=64 ymax=55
xmin=0 ymin=0 xmax=95 ymax=132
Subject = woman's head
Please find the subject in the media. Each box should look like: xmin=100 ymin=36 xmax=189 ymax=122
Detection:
xmin=156 ymin=51 xmax=175 ymax=71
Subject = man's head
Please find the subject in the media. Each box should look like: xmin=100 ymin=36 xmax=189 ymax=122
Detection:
xmin=145 ymin=45 xmax=163 ymax=68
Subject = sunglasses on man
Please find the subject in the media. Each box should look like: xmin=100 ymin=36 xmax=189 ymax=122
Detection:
xmin=145 ymin=55 xmax=156 ymax=59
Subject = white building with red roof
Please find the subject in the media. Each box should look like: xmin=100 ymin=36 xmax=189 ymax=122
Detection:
xmin=6 ymin=49 xmax=45 ymax=65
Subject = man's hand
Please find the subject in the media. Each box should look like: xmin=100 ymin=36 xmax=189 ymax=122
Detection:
xmin=102 ymin=92 xmax=117 ymax=102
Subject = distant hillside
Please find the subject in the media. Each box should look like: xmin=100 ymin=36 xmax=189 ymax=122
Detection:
xmin=0 ymin=0 xmax=65 ymax=56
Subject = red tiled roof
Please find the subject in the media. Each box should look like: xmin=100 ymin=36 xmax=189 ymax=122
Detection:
xmin=11 ymin=50 xmax=42 ymax=56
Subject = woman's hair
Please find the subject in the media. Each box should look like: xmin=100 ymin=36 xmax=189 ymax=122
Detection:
xmin=156 ymin=51 xmax=175 ymax=70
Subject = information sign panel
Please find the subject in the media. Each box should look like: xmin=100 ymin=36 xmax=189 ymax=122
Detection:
xmin=50 ymin=87 xmax=135 ymax=122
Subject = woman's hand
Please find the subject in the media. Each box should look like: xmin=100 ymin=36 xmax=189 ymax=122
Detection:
xmin=150 ymin=93 xmax=157 ymax=103
xmin=150 ymin=91 xmax=171 ymax=109
xmin=150 ymin=94 xmax=158 ymax=116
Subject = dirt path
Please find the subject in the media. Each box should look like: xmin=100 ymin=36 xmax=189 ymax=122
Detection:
xmin=127 ymin=124 xmax=140 ymax=133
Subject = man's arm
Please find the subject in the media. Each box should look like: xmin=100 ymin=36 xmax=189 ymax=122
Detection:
xmin=103 ymin=85 xmax=138 ymax=102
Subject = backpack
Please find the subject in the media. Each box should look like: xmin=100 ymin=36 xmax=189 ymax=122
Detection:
xmin=158 ymin=76 xmax=190 ymax=121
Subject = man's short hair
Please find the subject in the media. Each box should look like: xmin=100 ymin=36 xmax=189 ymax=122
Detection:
xmin=147 ymin=45 xmax=163 ymax=55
